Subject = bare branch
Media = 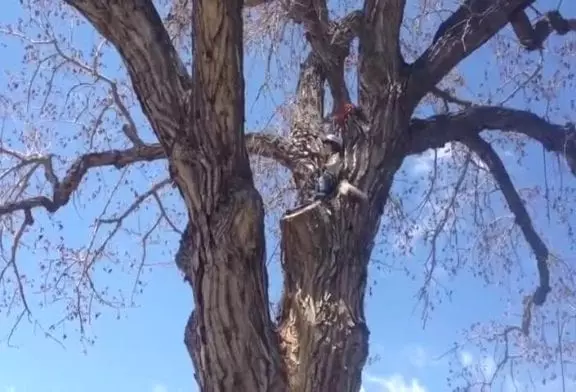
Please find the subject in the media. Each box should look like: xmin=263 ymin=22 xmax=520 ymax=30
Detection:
xmin=288 ymin=0 xmax=329 ymax=29
xmin=463 ymin=135 xmax=550 ymax=307
xmin=510 ymin=9 xmax=576 ymax=51
xmin=0 ymin=144 xmax=164 ymax=217
xmin=246 ymin=132 xmax=298 ymax=170
xmin=408 ymin=106 xmax=576 ymax=177
xmin=0 ymin=210 xmax=33 ymax=317
xmin=131 ymin=215 xmax=162 ymax=302
xmin=64 ymin=0 xmax=191 ymax=147
xmin=430 ymin=87 xmax=473 ymax=108
xmin=408 ymin=107 xmax=569 ymax=327
xmin=408 ymin=0 xmax=536 ymax=101
xmin=152 ymin=192 xmax=182 ymax=235
xmin=48 ymin=34 xmax=146 ymax=146
xmin=95 ymin=179 xmax=172 ymax=302
xmin=98 ymin=179 xmax=171 ymax=224
xmin=418 ymin=151 xmax=472 ymax=321
xmin=0 ymin=130 xmax=295 ymax=219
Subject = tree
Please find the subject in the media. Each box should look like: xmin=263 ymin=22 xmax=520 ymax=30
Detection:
xmin=0 ymin=0 xmax=575 ymax=390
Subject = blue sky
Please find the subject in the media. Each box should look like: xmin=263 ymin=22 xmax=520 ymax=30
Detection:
xmin=0 ymin=1 xmax=575 ymax=391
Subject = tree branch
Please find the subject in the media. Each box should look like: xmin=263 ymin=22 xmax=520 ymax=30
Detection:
xmin=510 ymin=9 xmax=576 ymax=51
xmin=64 ymin=0 xmax=191 ymax=148
xmin=288 ymin=0 xmax=329 ymax=29
xmin=286 ymin=52 xmax=327 ymax=200
xmin=0 ymin=132 xmax=294 ymax=219
xmin=246 ymin=132 xmax=299 ymax=170
xmin=324 ymin=10 xmax=363 ymax=109
xmin=408 ymin=106 xmax=568 ymax=329
xmin=408 ymin=0 xmax=534 ymax=102
xmin=293 ymin=53 xmax=325 ymax=127
xmin=430 ymin=87 xmax=473 ymax=108
xmin=0 ymin=144 xmax=164 ymax=217
xmin=463 ymin=135 xmax=550 ymax=306
xmin=361 ymin=0 xmax=406 ymax=76
xmin=408 ymin=106 xmax=576 ymax=177
xmin=288 ymin=1 xmax=362 ymax=110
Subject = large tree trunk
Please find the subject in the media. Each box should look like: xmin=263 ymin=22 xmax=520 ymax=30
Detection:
xmin=277 ymin=205 xmax=376 ymax=391
xmin=175 ymin=0 xmax=287 ymax=390
xmin=275 ymin=92 xmax=409 ymax=391
xmin=65 ymin=0 xmax=410 ymax=390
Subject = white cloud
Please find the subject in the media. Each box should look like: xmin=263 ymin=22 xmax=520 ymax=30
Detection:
xmin=408 ymin=143 xmax=455 ymax=176
xmin=405 ymin=345 xmax=428 ymax=368
xmin=408 ymin=140 xmax=492 ymax=178
xmin=459 ymin=350 xmax=474 ymax=367
xmin=364 ymin=373 xmax=427 ymax=392
xmin=480 ymin=356 xmax=496 ymax=379
xmin=403 ymin=345 xmax=439 ymax=369
xmin=457 ymin=351 xmax=499 ymax=384
xmin=503 ymin=376 xmax=523 ymax=392
xmin=152 ymin=384 xmax=168 ymax=392
xmin=4 ymin=387 xmax=15 ymax=392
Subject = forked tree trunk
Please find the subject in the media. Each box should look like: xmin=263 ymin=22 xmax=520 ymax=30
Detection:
xmin=49 ymin=0 xmax=569 ymax=390
xmin=273 ymin=93 xmax=408 ymax=390
xmin=66 ymin=0 xmax=410 ymax=390
xmin=177 ymin=94 xmax=407 ymax=392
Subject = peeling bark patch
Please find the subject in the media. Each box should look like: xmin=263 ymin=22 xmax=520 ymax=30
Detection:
xmin=277 ymin=197 xmax=380 ymax=391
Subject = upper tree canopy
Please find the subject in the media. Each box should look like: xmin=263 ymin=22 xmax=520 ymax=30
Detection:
xmin=0 ymin=0 xmax=575 ymax=390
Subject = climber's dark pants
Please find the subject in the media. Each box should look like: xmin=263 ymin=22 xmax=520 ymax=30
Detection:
xmin=314 ymin=171 xmax=337 ymax=200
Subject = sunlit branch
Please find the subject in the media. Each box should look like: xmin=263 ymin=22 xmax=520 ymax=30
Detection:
xmin=287 ymin=52 xmax=328 ymax=195
xmin=246 ymin=132 xmax=298 ymax=170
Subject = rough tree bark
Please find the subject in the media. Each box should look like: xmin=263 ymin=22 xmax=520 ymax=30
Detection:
xmin=65 ymin=0 xmax=287 ymax=390
xmin=31 ymin=0 xmax=573 ymax=391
